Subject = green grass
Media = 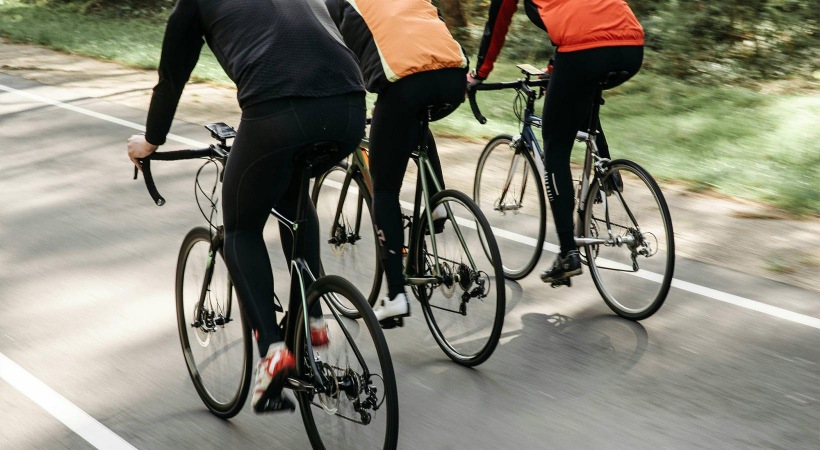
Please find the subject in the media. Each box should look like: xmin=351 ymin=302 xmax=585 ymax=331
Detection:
xmin=1 ymin=0 xmax=818 ymax=214
xmin=0 ymin=0 xmax=230 ymax=82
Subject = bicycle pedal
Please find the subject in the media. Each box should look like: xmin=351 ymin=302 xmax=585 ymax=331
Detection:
xmin=379 ymin=316 xmax=405 ymax=329
xmin=550 ymin=278 xmax=572 ymax=288
xmin=255 ymin=393 xmax=296 ymax=414
xmin=425 ymin=218 xmax=447 ymax=235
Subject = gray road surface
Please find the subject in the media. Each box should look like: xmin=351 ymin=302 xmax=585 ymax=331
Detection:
xmin=1 ymin=73 xmax=818 ymax=449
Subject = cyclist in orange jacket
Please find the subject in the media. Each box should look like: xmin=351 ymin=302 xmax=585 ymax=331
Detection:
xmin=470 ymin=0 xmax=644 ymax=285
xmin=326 ymin=0 xmax=468 ymax=327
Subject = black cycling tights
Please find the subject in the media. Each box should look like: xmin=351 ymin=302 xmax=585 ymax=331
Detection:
xmin=542 ymin=46 xmax=643 ymax=256
xmin=369 ymin=68 xmax=466 ymax=299
xmin=223 ymin=93 xmax=365 ymax=356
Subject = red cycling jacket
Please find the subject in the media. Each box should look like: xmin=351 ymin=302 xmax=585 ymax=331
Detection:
xmin=475 ymin=0 xmax=644 ymax=79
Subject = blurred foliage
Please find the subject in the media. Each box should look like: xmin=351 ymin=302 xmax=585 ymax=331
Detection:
xmin=27 ymin=0 xmax=818 ymax=84
xmin=446 ymin=0 xmax=818 ymax=85
xmin=2 ymin=0 xmax=816 ymax=213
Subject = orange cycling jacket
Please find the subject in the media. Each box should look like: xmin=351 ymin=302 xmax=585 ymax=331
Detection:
xmin=475 ymin=0 xmax=644 ymax=79
xmin=326 ymin=0 xmax=468 ymax=93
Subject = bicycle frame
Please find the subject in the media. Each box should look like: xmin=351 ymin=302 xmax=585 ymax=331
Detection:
xmin=278 ymin=159 xmax=378 ymax=394
xmin=404 ymin=117 xmax=480 ymax=287
xmin=175 ymin=147 xmax=374 ymax=397
xmin=331 ymin=128 xmax=480 ymax=288
xmin=495 ymin=79 xmax=622 ymax=249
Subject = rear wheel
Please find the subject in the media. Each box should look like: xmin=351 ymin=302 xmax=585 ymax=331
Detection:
xmin=176 ymin=227 xmax=252 ymax=419
xmin=295 ymin=275 xmax=398 ymax=450
xmin=581 ymin=160 xmax=675 ymax=320
xmin=312 ymin=163 xmax=382 ymax=318
xmin=413 ymin=190 xmax=506 ymax=366
xmin=474 ymin=135 xmax=546 ymax=280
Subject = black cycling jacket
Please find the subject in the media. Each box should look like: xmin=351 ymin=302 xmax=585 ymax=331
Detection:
xmin=145 ymin=0 xmax=364 ymax=145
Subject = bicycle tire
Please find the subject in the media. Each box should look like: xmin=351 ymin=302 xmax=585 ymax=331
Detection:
xmin=175 ymin=227 xmax=253 ymax=419
xmin=581 ymin=160 xmax=675 ymax=320
xmin=413 ymin=189 xmax=506 ymax=366
xmin=474 ymin=134 xmax=546 ymax=280
xmin=312 ymin=163 xmax=383 ymax=318
xmin=294 ymin=275 xmax=399 ymax=450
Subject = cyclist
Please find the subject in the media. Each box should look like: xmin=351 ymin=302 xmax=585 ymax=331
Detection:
xmin=468 ymin=0 xmax=644 ymax=285
xmin=126 ymin=0 xmax=366 ymax=412
xmin=325 ymin=0 xmax=469 ymax=327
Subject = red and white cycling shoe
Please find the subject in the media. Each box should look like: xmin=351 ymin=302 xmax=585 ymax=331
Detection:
xmin=252 ymin=343 xmax=296 ymax=413
xmin=310 ymin=317 xmax=330 ymax=347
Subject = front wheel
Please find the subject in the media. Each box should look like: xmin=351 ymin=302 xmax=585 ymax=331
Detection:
xmin=474 ymin=135 xmax=547 ymax=280
xmin=295 ymin=275 xmax=399 ymax=450
xmin=413 ymin=190 xmax=506 ymax=366
xmin=581 ymin=160 xmax=675 ymax=320
xmin=312 ymin=163 xmax=383 ymax=318
xmin=176 ymin=227 xmax=252 ymax=419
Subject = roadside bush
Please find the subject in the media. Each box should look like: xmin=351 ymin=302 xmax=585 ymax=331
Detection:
xmin=460 ymin=0 xmax=818 ymax=85
xmin=26 ymin=0 xmax=174 ymax=17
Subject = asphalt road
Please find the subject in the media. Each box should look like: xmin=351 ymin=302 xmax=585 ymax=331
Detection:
xmin=1 ymin=72 xmax=818 ymax=449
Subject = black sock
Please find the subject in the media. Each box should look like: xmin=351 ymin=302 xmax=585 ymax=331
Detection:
xmin=558 ymin=231 xmax=576 ymax=256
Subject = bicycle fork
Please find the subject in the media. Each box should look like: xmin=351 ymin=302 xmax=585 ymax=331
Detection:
xmin=192 ymin=229 xmax=233 ymax=332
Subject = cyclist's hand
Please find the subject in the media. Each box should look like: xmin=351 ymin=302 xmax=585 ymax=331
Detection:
xmin=466 ymin=71 xmax=484 ymax=92
xmin=127 ymin=134 xmax=158 ymax=171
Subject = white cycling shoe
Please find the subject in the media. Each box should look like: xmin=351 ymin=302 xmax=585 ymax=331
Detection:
xmin=428 ymin=204 xmax=447 ymax=234
xmin=373 ymin=293 xmax=410 ymax=329
xmin=432 ymin=204 xmax=446 ymax=220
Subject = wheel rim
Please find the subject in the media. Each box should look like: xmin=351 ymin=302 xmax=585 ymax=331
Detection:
xmin=474 ymin=137 xmax=545 ymax=279
xmin=297 ymin=277 xmax=397 ymax=449
xmin=178 ymin=235 xmax=249 ymax=410
xmin=583 ymin=163 xmax=674 ymax=318
xmin=313 ymin=167 xmax=381 ymax=314
xmin=417 ymin=192 xmax=505 ymax=365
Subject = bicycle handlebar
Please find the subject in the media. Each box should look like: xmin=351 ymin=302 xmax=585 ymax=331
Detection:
xmin=133 ymin=147 xmax=217 ymax=206
xmin=467 ymin=77 xmax=550 ymax=124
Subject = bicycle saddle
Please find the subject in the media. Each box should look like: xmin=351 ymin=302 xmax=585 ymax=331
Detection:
xmin=421 ymin=103 xmax=456 ymax=122
xmin=600 ymin=71 xmax=632 ymax=90
xmin=296 ymin=141 xmax=343 ymax=176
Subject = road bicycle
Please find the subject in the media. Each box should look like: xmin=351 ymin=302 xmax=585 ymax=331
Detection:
xmin=134 ymin=122 xmax=399 ymax=449
xmin=468 ymin=64 xmax=675 ymax=320
xmin=311 ymin=109 xmax=506 ymax=366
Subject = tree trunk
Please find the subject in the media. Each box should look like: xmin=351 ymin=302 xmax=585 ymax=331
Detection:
xmin=434 ymin=0 xmax=472 ymax=51
xmin=435 ymin=0 xmax=468 ymax=28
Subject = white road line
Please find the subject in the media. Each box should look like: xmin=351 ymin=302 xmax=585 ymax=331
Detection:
xmin=4 ymin=81 xmax=819 ymax=330
xmin=0 ymin=353 xmax=137 ymax=450
xmin=0 ymin=83 xmax=206 ymax=147
xmin=326 ymin=181 xmax=820 ymax=330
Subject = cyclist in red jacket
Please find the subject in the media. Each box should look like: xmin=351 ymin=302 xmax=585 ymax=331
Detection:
xmin=470 ymin=0 xmax=644 ymax=285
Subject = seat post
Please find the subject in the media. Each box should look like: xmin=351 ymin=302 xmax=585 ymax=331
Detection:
xmin=586 ymin=85 xmax=604 ymax=136
xmin=289 ymin=141 xmax=337 ymax=264
xmin=290 ymin=158 xmax=313 ymax=261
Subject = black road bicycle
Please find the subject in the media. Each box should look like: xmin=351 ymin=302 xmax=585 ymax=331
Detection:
xmin=468 ymin=64 xmax=675 ymax=320
xmin=311 ymin=110 xmax=506 ymax=367
xmin=134 ymin=122 xmax=399 ymax=449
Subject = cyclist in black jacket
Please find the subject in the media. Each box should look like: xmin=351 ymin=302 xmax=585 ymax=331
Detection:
xmin=127 ymin=0 xmax=366 ymax=413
